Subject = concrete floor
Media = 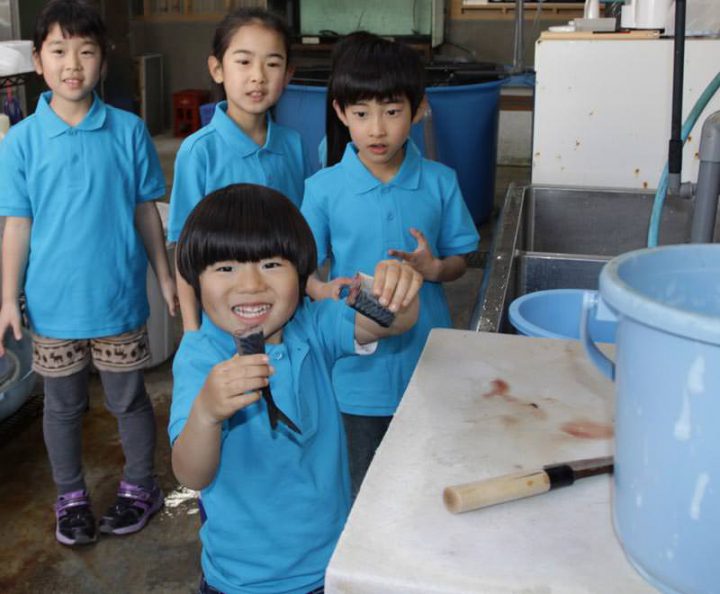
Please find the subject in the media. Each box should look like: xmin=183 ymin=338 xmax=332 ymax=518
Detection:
xmin=0 ymin=133 xmax=530 ymax=593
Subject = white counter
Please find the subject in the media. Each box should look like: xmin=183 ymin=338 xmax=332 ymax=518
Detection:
xmin=326 ymin=329 xmax=657 ymax=594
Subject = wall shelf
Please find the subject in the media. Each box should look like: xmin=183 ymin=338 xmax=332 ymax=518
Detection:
xmin=0 ymin=72 xmax=34 ymax=88
xmin=134 ymin=1 xmax=266 ymax=22
xmin=451 ymin=1 xmax=588 ymax=20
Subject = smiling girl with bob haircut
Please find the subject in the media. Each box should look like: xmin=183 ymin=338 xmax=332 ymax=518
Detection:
xmin=170 ymin=183 xmax=422 ymax=594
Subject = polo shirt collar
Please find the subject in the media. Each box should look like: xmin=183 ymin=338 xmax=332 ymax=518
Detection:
xmin=37 ymin=91 xmax=107 ymax=138
xmin=340 ymin=138 xmax=423 ymax=194
xmin=210 ymin=101 xmax=283 ymax=157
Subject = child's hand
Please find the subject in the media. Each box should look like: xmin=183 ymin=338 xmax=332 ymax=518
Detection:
xmin=387 ymin=228 xmax=441 ymax=282
xmin=194 ymin=354 xmax=271 ymax=425
xmin=0 ymin=302 xmax=23 ymax=356
xmin=306 ymin=274 xmax=354 ymax=301
xmin=372 ymin=259 xmax=423 ymax=314
xmin=159 ymin=274 xmax=179 ymax=317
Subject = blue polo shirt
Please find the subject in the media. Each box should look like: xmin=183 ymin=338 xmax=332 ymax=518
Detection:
xmin=168 ymin=102 xmax=308 ymax=242
xmin=0 ymin=92 xmax=166 ymax=338
xmin=302 ymin=141 xmax=480 ymax=415
xmin=169 ymin=299 xmax=354 ymax=594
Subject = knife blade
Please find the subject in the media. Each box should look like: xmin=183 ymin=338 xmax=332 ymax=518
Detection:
xmin=443 ymin=455 xmax=613 ymax=514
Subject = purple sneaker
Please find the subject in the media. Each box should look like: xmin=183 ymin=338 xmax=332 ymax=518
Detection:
xmin=55 ymin=489 xmax=97 ymax=546
xmin=98 ymin=481 xmax=164 ymax=536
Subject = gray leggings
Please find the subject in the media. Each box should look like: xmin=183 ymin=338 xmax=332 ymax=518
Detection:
xmin=42 ymin=366 xmax=157 ymax=495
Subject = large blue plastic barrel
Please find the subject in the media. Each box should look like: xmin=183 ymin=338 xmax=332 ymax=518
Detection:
xmin=424 ymin=80 xmax=502 ymax=224
xmin=509 ymin=289 xmax=617 ymax=343
xmin=583 ymin=244 xmax=720 ymax=594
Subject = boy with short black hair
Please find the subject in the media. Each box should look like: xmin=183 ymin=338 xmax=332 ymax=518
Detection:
xmin=0 ymin=0 xmax=176 ymax=546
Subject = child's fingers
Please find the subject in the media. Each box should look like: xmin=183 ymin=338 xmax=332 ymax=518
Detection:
xmin=374 ymin=261 xmax=402 ymax=307
xmin=331 ymin=276 xmax=355 ymax=299
xmin=402 ymin=268 xmax=424 ymax=308
xmin=409 ymin=227 xmax=429 ymax=248
xmin=387 ymin=248 xmax=412 ymax=261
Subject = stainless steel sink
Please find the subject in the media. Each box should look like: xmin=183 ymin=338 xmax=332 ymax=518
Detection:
xmin=470 ymin=183 xmax=720 ymax=333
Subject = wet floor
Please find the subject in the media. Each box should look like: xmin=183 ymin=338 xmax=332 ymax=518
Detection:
xmin=0 ymin=363 xmax=202 ymax=593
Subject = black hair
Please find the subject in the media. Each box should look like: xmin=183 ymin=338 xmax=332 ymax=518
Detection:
xmin=326 ymin=32 xmax=426 ymax=167
xmin=33 ymin=0 xmax=108 ymax=61
xmin=210 ymin=8 xmax=292 ymax=101
xmin=176 ymin=184 xmax=317 ymax=302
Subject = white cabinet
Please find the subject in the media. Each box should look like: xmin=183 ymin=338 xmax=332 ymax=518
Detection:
xmin=532 ymin=37 xmax=720 ymax=189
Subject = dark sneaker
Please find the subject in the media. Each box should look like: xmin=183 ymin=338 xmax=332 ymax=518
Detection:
xmin=54 ymin=489 xmax=97 ymax=546
xmin=99 ymin=480 xmax=164 ymax=536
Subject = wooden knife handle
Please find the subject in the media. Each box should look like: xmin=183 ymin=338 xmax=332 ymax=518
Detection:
xmin=443 ymin=470 xmax=551 ymax=514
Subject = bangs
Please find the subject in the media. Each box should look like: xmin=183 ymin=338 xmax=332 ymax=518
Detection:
xmin=176 ymin=184 xmax=317 ymax=299
xmin=34 ymin=1 xmax=107 ymax=56
xmin=329 ymin=36 xmax=425 ymax=113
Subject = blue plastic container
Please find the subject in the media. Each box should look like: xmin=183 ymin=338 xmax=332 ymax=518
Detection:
xmin=509 ymin=289 xmax=617 ymax=343
xmin=199 ymin=102 xmax=215 ymax=128
xmin=274 ymin=84 xmax=328 ymax=173
xmin=424 ymin=80 xmax=503 ymax=224
xmin=582 ymin=244 xmax=720 ymax=594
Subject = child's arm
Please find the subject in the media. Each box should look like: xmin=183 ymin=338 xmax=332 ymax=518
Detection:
xmin=388 ymin=227 xmax=468 ymax=283
xmin=0 ymin=217 xmax=31 ymax=355
xmin=354 ymin=259 xmax=423 ymax=345
xmin=172 ymin=353 xmax=270 ymax=489
xmin=176 ymin=267 xmax=201 ymax=332
xmin=135 ymin=202 xmax=177 ymax=316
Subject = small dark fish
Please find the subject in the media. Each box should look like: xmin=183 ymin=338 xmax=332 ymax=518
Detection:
xmin=233 ymin=327 xmax=301 ymax=434
xmin=340 ymin=273 xmax=395 ymax=328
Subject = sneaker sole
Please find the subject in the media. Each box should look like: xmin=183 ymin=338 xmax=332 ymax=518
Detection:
xmin=99 ymin=491 xmax=164 ymax=536
xmin=56 ymin=527 xmax=97 ymax=546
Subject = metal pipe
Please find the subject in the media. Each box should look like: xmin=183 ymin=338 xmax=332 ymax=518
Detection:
xmin=667 ymin=0 xmax=687 ymax=193
xmin=512 ymin=0 xmax=525 ymax=74
xmin=690 ymin=112 xmax=720 ymax=243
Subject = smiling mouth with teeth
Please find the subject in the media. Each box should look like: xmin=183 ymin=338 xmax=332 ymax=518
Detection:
xmin=232 ymin=304 xmax=271 ymax=318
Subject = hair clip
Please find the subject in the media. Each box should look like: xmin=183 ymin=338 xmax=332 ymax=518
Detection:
xmin=339 ymin=273 xmax=395 ymax=328
xmin=233 ymin=326 xmax=301 ymax=434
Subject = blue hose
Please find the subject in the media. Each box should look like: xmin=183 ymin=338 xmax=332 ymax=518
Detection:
xmin=647 ymin=71 xmax=720 ymax=247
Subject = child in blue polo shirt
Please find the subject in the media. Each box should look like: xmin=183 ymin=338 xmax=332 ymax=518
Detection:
xmin=0 ymin=0 xmax=176 ymax=546
xmin=302 ymin=34 xmax=480 ymax=498
xmin=169 ymin=8 xmax=308 ymax=332
xmin=170 ymin=183 xmax=421 ymax=594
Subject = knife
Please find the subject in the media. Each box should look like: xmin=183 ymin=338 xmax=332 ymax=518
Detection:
xmin=443 ymin=455 xmax=613 ymax=514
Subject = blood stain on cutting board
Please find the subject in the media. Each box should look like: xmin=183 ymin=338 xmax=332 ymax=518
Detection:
xmin=481 ymin=378 xmax=547 ymax=419
xmin=560 ymin=419 xmax=614 ymax=439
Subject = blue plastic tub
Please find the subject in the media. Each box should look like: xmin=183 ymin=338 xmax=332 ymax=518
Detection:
xmin=582 ymin=244 xmax=720 ymax=594
xmin=0 ymin=329 xmax=36 ymax=421
xmin=509 ymin=288 xmax=616 ymax=343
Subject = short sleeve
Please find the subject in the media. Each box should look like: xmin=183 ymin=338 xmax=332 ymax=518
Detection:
xmin=436 ymin=170 xmax=480 ymax=258
xmin=133 ymin=121 xmax=166 ymax=203
xmin=0 ymin=132 xmax=32 ymax=217
xmin=167 ymin=141 xmax=206 ymax=243
xmin=301 ymin=177 xmax=331 ymax=266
